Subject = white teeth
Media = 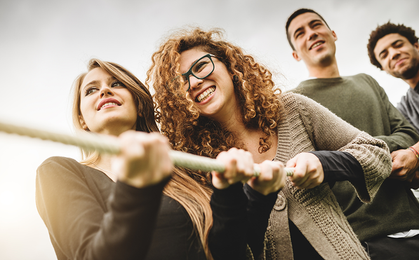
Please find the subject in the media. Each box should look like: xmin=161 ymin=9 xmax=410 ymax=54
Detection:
xmin=311 ymin=42 xmax=322 ymax=49
xmin=197 ymin=87 xmax=215 ymax=102
xmin=100 ymin=102 xmax=118 ymax=110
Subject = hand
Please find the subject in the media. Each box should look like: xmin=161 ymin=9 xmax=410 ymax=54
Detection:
xmin=112 ymin=131 xmax=173 ymax=188
xmin=211 ymin=148 xmax=254 ymax=190
xmin=286 ymin=152 xmax=324 ymax=189
xmin=390 ymin=149 xmax=419 ymax=182
xmin=247 ymin=160 xmax=286 ymax=195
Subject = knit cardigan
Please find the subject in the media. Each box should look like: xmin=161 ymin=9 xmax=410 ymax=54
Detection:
xmin=264 ymin=93 xmax=391 ymax=260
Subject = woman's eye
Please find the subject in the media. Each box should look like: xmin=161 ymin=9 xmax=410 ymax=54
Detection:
xmin=85 ymin=87 xmax=97 ymax=96
xmin=194 ymin=61 xmax=209 ymax=73
xmin=112 ymin=81 xmax=125 ymax=87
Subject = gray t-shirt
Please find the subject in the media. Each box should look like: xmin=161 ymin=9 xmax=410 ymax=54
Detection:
xmin=398 ymin=82 xmax=419 ymax=134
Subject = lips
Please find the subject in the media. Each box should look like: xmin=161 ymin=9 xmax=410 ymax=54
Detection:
xmin=195 ymin=86 xmax=216 ymax=103
xmin=393 ymin=58 xmax=407 ymax=69
xmin=97 ymin=98 xmax=121 ymax=111
xmin=309 ymin=40 xmax=325 ymax=50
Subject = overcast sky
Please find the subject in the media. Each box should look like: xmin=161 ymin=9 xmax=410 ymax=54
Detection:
xmin=1 ymin=0 xmax=418 ymax=259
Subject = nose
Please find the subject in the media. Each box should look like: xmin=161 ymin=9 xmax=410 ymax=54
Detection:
xmin=100 ymin=85 xmax=114 ymax=98
xmin=188 ymin=75 xmax=203 ymax=91
xmin=390 ymin=48 xmax=401 ymax=61
xmin=307 ymin=28 xmax=318 ymax=41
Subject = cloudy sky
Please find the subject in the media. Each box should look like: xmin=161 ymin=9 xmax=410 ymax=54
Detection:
xmin=1 ymin=0 xmax=418 ymax=259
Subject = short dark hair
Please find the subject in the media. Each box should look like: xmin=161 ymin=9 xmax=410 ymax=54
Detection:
xmin=367 ymin=21 xmax=418 ymax=69
xmin=285 ymin=8 xmax=331 ymax=50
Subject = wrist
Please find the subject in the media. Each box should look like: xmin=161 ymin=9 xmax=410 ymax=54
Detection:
xmin=408 ymin=147 xmax=419 ymax=160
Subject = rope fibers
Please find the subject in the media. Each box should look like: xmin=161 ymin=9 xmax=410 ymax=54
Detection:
xmin=0 ymin=120 xmax=293 ymax=176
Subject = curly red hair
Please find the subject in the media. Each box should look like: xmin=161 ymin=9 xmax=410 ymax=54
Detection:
xmin=146 ymin=28 xmax=284 ymax=159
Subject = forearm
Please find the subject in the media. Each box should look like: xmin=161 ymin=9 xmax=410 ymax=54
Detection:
xmin=310 ymin=151 xmax=365 ymax=184
xmin=243 ymin=183 xmax=278 ymax=258
xmin=36 ymin=159 xmax=167 ymax=260
xmin=209 ymin=183 xmax=248 ymax=260
xmin=90 ymin=181 xmax=166 ymax=259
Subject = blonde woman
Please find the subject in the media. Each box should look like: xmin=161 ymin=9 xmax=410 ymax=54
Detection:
xmin=36 ymin=59 xmax=285 ymax=259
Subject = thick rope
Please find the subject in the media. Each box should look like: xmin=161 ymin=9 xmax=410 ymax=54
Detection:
xmin=0 ymin=120 xmax=293 ymax=176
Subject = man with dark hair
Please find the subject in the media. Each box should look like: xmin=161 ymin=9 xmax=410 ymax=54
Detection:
xmin=368 ymin=22 xmax=419 ymax=133
xmin=286 ymin=8 xmax=419 ymax=259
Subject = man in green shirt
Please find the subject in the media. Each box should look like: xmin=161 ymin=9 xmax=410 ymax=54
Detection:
xmin=285 ymin=8 xmax=419 ymax=259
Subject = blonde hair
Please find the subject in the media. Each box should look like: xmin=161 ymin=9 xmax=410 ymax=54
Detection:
xmin=71 ymin=58 xmax=213 ymax=258
xmin=146 ymin=28 xmax=284 ymax=159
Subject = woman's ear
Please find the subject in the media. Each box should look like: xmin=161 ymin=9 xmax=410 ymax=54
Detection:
xmin=79 ymin=115 xmax=89 ymax=131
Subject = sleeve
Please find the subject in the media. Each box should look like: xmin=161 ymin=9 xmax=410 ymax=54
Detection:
xmin=35 ymin=157 xmax=167 ymax=260
xmin=369 ymin=76 xmax=419 ymax=152
xmin=295 ymin=94 xmax=392 ymax=203
xmin=397 ymin=95 xmax=411 ymax=124
xmin=209 ymin=182 xmax=248 ymax=260
xmin=243 ymin=184 xmax=278 ymax=258
xmin=208 ymin=182 xmax=278 ymax=260
xmin=311 ymin=151 xmax=367 ymax=194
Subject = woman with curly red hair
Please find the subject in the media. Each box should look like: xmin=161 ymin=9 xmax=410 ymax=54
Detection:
xmin=147 ymin=28 xmax=393 ymax=259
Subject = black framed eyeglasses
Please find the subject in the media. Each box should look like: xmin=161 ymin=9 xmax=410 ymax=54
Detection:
xmin=180 ymin=54 xmax=216 ymax=92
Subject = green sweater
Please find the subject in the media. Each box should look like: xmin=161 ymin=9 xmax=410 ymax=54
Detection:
xmin=290 ymin=73 xmax=419 ymax=242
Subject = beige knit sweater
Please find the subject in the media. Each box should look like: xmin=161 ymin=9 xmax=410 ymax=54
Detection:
xmin=264 ymin=93 xmax=391 ymax=260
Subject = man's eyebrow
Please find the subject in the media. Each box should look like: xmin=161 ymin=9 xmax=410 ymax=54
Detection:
xmin=293 ymin=26 xmax=304 ymax=38
xmin=391 ymin=39 xmax=403 ymax=47
xmin=308 ymin=19 xmax=323 ymax=27
xmin=292 ymin=19 xmax=323 ymax=39
xmin=378 ymin=39 xmax=403 ymax=57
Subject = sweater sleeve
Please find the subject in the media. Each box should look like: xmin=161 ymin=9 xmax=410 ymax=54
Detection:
xmin=366 ymin=75 xmax=419 ymax=152
xmin=243 ymin=184 xmax=278 ymax=258
xmin=35 ymin=157 xmax=167 ymax=260
xmin=294 ymin=93 xmax=392 ymax=203
xmin=209 ymin=183 xmax=278 ymax=260
xmin=209 ymin=182 xmax=248 ymax=260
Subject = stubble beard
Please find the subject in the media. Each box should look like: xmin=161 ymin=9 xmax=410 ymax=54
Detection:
xmin=394 ymin=57 xmax=419 ymax=80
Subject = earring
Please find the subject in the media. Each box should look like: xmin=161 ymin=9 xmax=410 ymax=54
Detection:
xmin=233 ymin=75 xmax=239 ymax=83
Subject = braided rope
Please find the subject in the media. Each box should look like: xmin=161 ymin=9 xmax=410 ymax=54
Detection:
xmin=0 ymin=120 xmax=293 ymax=176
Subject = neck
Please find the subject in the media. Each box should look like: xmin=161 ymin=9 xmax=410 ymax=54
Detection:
xmin=222 ymin=119 xmax=278 ymax=164
xmin=308 ymin=61 xmax=340 ymax=78
xmin=92 ymin=154 xmax=117 ymax=182
xmin=405 ymin=72 xmax=419 ymax=89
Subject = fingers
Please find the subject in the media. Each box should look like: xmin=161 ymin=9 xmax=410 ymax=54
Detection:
xmin=212 ymin=148 xmax=254 ymax=189
xmin=248 ymin=160 xmax=286 ymax=195
xmin=390 ymin=149 xmax=419 ymax=181
xmin=287 ymin=153 xmax=324 ymax=189
xmin=114 ymin=131 xmax=173 ymax=188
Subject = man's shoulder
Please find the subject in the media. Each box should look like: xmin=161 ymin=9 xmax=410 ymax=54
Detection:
xmin=342 ymin=73 xmax=372 ymax=82
xmin=348 ymin=73 xmax=379 ymax=84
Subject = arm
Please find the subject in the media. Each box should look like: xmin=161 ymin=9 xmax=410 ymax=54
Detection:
xmin=35 ymin=132 xmax=172 ymax=259
xmin=36 ymin=159 xmax=167 ymax=259
xmin=293 ymin=93 xmax=392 ymax=202
xmin=243 ymin=183 xmax=278 ymax=258
xmin=371 ymin=78 xmax=419 ymax=152
xmin=390 ymin=143 xmax=419 ymax=186
xmin=208 ymin=149 xmax=285 ymax=259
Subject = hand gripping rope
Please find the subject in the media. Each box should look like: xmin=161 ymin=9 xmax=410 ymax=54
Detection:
xmin=0 ymin=120 xmax=294 ymax=177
